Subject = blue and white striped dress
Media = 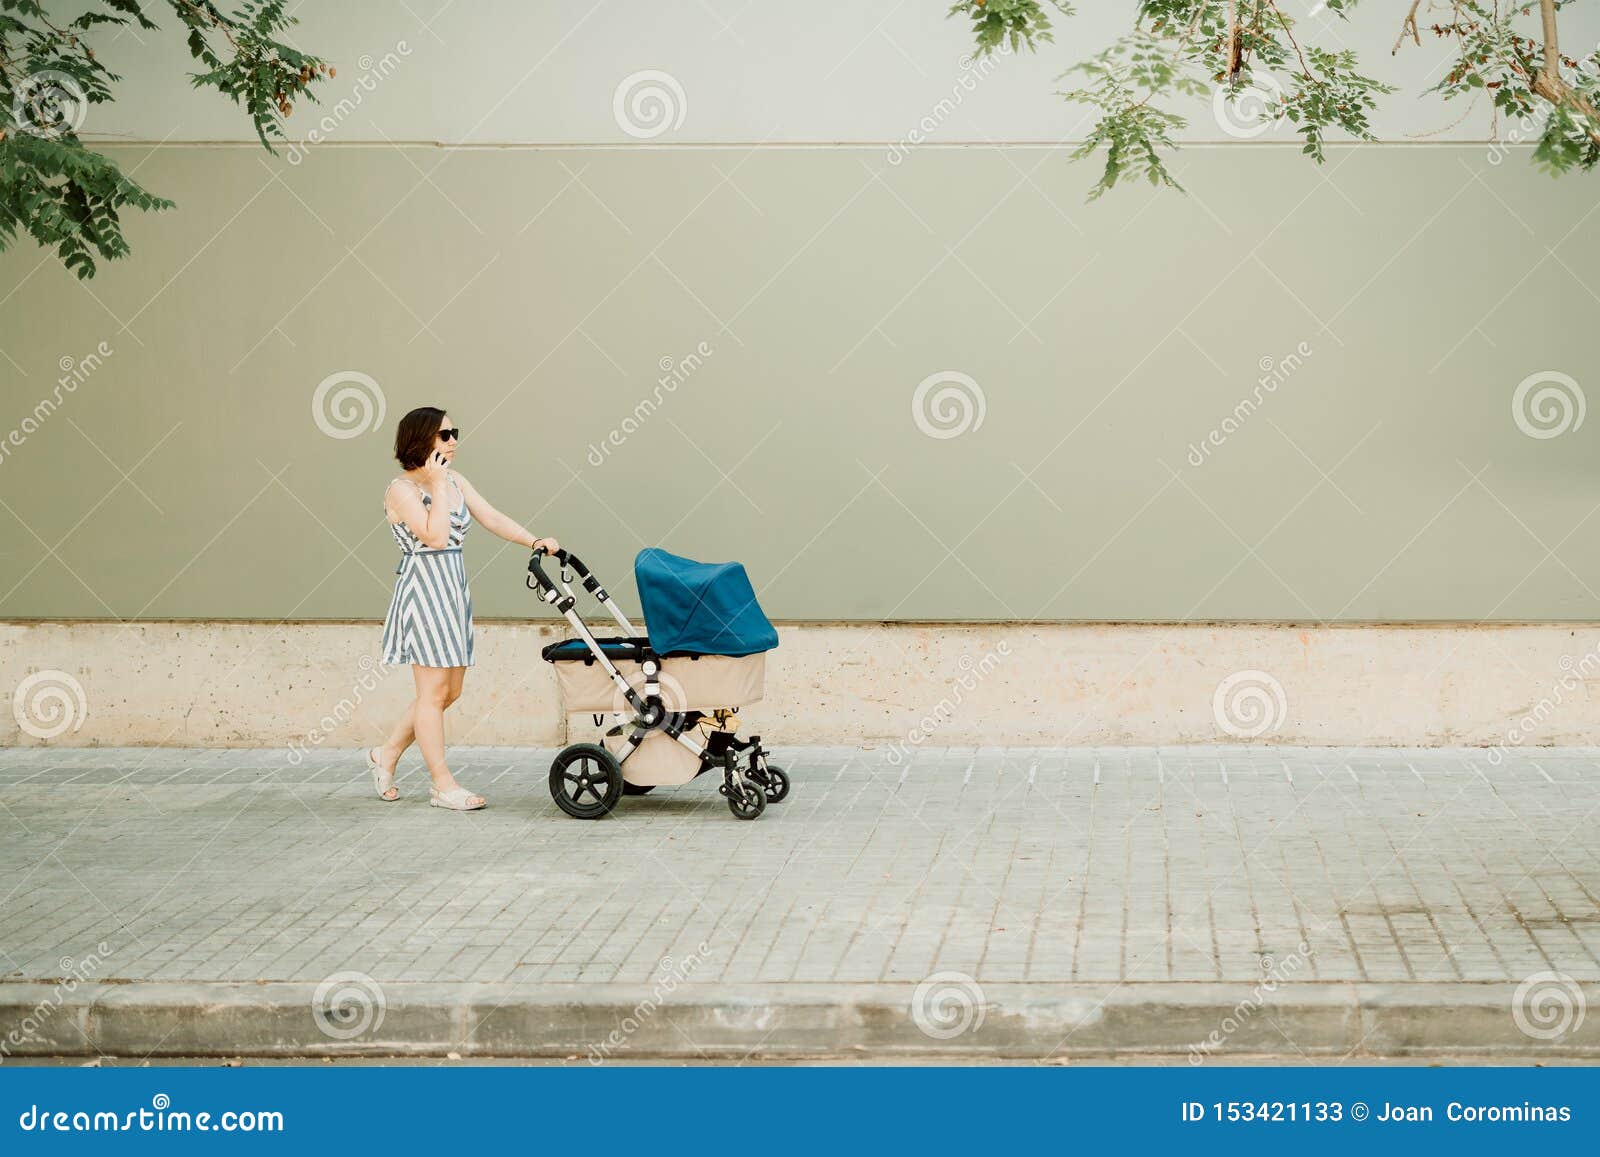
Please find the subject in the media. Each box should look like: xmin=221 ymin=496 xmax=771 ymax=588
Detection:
xmin=381 ymin=476 xmax=475 ymax=668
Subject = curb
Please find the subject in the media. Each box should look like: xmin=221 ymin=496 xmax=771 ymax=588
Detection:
xmin=2 ymin=982 xmax=1596 ymax=1061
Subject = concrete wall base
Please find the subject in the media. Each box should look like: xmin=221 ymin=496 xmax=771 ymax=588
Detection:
xmin=3 ymin=620 xmax=1599 ymax=750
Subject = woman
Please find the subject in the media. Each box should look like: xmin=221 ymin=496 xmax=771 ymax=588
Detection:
xmin=366 ymin=407 xmax=558 ymax=810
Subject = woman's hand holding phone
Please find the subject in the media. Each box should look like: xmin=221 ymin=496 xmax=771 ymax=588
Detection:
xmin=418 ymin=450 xmax=450 ymax=494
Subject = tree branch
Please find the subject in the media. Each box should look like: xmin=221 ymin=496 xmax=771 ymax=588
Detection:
xmin=1538 ymin=0 xmax=1559 ymax=80
xmin=1393 ymin=0 xmax=1423 ymax=55
xmin=1528 ymin=0 xmax=1600 ymax=147
xmin=172 ymin=0 xmax=240 ymax=51
xmin=1265 ymin=1 xmax=1312 ymax=81
xmin=1225 ymin=0 xmax=1240 ymax=79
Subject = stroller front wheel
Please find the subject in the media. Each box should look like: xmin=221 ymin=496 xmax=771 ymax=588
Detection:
xmin=550 ymin=743 xmax=625 ymax=819
xmin=727 ymin=782 xmax=766 ymax=820
xmin=755 ymin=765 xmax=790 ymax=804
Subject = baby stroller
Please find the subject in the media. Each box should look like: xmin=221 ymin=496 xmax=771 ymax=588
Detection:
xmin=528 ymin=546 xmax=788 ymax=820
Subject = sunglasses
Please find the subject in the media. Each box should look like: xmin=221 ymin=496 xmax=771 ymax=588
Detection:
xmin=438 ymin=428 xmax=462 ymax=442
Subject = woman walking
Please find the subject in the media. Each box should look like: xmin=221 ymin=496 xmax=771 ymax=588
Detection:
xmin=366 ymin=406 xmax=558 ymax=810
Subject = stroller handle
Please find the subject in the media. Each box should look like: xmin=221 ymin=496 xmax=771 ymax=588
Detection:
xmin=527 ymin=546 xmax=577 ymax=602
xmin=527 ymin=544 xmax=566 ymax=591
xmin=528 ymin=546 xmax=637 ymax=635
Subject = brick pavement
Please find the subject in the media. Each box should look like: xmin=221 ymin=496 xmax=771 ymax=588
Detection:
xmin=3 ymin=745 xmax=1598 ymax=994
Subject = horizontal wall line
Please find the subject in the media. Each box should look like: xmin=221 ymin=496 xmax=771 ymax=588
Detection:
xmin=80 ymin=138 xmax=1535 ymax=152
xmin=3 ymin=618 xmax=1595 ymax=629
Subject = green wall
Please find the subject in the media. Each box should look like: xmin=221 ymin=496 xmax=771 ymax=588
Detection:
xmin=1 ymin=144 xmax=1596 ymax=621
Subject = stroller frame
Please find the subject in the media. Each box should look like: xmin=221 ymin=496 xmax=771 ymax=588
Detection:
xmin=528 ymin=547 xmax=787 ymax=820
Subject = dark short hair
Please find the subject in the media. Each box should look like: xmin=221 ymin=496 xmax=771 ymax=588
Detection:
xmin=394 ymin=406 xmax=446 ymax=470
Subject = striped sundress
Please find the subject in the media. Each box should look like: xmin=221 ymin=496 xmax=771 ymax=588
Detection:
xmin=381 ymin=476 xmax=475 ymax=668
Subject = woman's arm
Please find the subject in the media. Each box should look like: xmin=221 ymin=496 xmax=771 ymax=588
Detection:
xmin=386 ymin=453 xmax=454 ymax=549
xmin=453 ymin=472 xmax=559 ymax=553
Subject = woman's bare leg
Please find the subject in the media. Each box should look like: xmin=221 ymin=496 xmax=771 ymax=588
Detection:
xmin=411 ymin=665 xmax=480 ymax=805
xmin=373 ymin=703 xmax=415 ymax=772
xmin=370 ymin=668 xmax=474 ymax=804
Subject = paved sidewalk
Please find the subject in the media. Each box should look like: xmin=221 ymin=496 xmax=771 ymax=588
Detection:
xmin=2 ymin=746 xmax=1599 ymax=1057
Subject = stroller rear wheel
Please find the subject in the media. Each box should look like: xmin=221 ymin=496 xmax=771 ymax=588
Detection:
xmin=550 ymin=744 xmax=624 ymax=819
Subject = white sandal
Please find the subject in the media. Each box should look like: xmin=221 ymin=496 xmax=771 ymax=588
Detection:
xmin=430 ymin=785 xmax=485 ymax=811
xmin=366 ymin=747 xmax=399 ymax=802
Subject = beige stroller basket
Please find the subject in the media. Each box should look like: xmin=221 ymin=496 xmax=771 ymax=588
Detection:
xmin=553 ymin=651 xmax=767 ymax=786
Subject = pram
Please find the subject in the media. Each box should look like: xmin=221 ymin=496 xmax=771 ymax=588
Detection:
xmin=528 ymin=546 xmax=787 ymax=820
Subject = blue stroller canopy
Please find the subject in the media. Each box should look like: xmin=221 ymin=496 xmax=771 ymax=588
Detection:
xmin=635 ymin=548 xmax=778 ymax=657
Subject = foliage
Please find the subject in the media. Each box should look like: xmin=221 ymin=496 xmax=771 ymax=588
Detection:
xmin=950 ymin=0 xmax=1600 ymax=199
xmin=0 ymin=1 xmax=329 ymax=277
xmin=949 ymin=0 xmax=1073 ymax=57
xmin=1427 ymin=1 xmax=1600 ymax=174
